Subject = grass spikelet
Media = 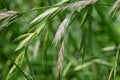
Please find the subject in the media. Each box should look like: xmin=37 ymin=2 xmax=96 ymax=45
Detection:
xmin=30 ymin=7 xmax=59 ymax=24
xmin=53 ymin=15 xmax=71 ymax=46
xmin=6 ymin=51 xmax=25 ymax=80
xmin=0 ymin=11 xmax=17 ymax=20
xmin=30 ymin=0 xmax=69 ymax=24
xmin=15 ymin=33 xmax=34 ymax=51
xmin=15 ymin=22 xmax=46 ymax=51
xmin=64 ymin=0 xmax=98 ymax=10
xmin=57 ymin=41 xmax=64 ymax=77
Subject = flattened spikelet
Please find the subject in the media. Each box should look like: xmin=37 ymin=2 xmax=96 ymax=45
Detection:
xmin=64 ymin=0 xmax=98 ymax=10
xmin=0 ymin=11 xmax=17 ymax=19
xmin=57 ymin=42 xmax=64 ymax=73
xmin=30 ymin=7 xmax=59 ymax=24
xmin=53 ymin=15 xmax=70 ymax=46
xmin=30 ymin=0 xmax=69 ymax=24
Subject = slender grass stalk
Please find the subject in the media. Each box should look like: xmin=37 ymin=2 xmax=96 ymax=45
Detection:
xmin=42 ymin=30 xmax=49 ymax=71
xmin=108 ymin=68 xmax=114 ymax=80
xmin=113 ymin=45 xmax=120 ymax=80
xmin=108 ymin=45 xmax=120 ymax=80
xmin=25 ymin=47 xmax=35 ymax=80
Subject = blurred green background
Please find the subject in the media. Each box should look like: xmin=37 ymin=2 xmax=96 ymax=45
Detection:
xmin=0 ymin=0 xmax=120 ymax=80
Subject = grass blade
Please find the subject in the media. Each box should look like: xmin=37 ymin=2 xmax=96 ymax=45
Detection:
xmin=106 ymin=0 xmax=120 ymax=19
xmin=113 ymin=46 xmax=120 ymax=80
xmin=42 ymin=31 xmax=49 ymax=70
xmin=25 ymin=47 xmax=35 ymax=80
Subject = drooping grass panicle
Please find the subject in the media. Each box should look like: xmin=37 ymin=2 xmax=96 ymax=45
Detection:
xmin=3 ymin=0 xmax=120 ymax=80
xmin=57 ymin=41 xmax=64 ymax=75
